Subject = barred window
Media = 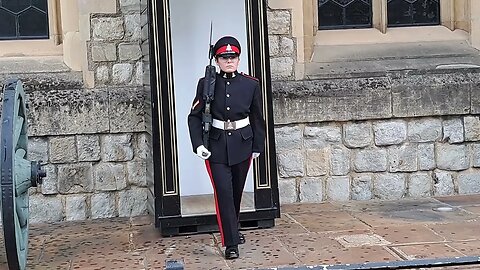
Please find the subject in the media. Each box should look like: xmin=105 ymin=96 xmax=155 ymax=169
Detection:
xmin=0 ymin=0 xmax=49 ymax=40
xmin=318 ymin=0 xmax=372 ymax=30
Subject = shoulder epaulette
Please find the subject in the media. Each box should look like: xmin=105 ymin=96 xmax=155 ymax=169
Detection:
xmin=240 ymin=72 xmax=259 ymax=81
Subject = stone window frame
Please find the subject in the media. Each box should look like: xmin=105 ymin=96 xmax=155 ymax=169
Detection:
xmin=0 ymin=0 xmax=63 ymax=57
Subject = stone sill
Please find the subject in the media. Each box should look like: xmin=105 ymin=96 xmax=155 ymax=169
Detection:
xmin=0 ymin=56 xmax=70 ymax=75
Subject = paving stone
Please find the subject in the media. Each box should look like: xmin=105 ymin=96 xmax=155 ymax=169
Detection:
xmin=435 ymin=194 xmax=480 ymax=207
xmin=448 ymin=241 xmax=480 ymax=256
xmin=280 ymin=202 xmax=342 ymax=214
xmin=372 ymin=225 xmax=443 ymax=244
xmin=288 ymin=211 xmax=370 ymax=232
xmin=428 ymin=222 xmax=480 ymax=241
xmin=392 ymin=243 xmax=463 ymax=260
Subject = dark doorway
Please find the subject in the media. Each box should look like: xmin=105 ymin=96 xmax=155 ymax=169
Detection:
xmin=0 ymin=0 xmax=49 ymax=40
xmin=388 ymin=0 xmax=440 ymax=27
xmin=318 ymin=0 xmax=372 ymax=30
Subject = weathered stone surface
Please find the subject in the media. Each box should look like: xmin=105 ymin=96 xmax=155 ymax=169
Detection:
xmin=92 ymin=17 xmax=125 ymax=41
xmin=28 ymin=89 xmax=109 ymax=136
xmin=299 ymin=178 xmax=323 ymax=202
xmin=270 ymin=57 xmax=294 ymax=79
xmin=127 ymin=160 xmax=147 ymax=187
xmin=109 ymin=87 xmax=145 ymax=132
xmin=278 ymin=179 xmax=297 ymax=204
xmin=30 ymin=195 xmax=63 ymax=223
xmin=66 ymin=195 xmax=87 ymax=221
xmin=353 ymin=148 xmax=387 ymax=172
xmin=136 ymin=132 xmax=150 ymax=160
xmin=96 ymin=65 xmax=110 ymax=83
xmin=94 ymin=163 xmax=127 ymax=191
xmin=330 ymin=146 xmax=350 ymax=176
xmin=124 ymin=14 xmax=141 ymax=41
xmin=344 ymin=122 xmax=372 ymax=148
xmin=408 ymin=172 xmax=432 ymax=198
xmin=458 ymin=171 xmax=480 ymax=194
xmin=118 ymin=43 xmax=142 ymax=61
xmin=388 ymin=144 xmax=417 ymax=172
xmin=27 ymin=137 xmax=48 ymax=162
xmin=275 ymin=125 xmax=303 ymax=150
xmin=436 ymin=143 xmax=469 ymax=171
xmin=50 ymin=136 xmax=77 ymax=163
xmin=102 ymin=134 xmax=134 ymax=161
xmin=91 ymin=44 xmax=117 ymax=62
xmin=418 ymin=143 xmax=435 ymax=170
xmin=112 ymin=63 xmax=133 ymax=84
xmin=351 ymin=174 xmax=372 ymax=201
xmin=326 ymin=176 xmax=350 ymax=201
xmin=306 ymin=148 xmax=328 ymax=176
xmin=120 ymin=0 xmax=141 ymax=11
xmin=464 ymin=116 xmax=480 ymax=141
xmin=58 ymin=163 xmax=93 ymax=194
xmin=118 ymin=188 xmax=148 ymax=217
xmin=272 ymin=78 xmax=391 ymax=124
xmin=473 ymin=144 xmax=480 ymax=168
xmin=433 ymin=170 xmax=455 ymax=196
xmin=269 ymin=36 xmax=279 ymax=57
xmin=77 ymin=135 xmax=101 ymax=161
xmin=373 ymin=121 xmax=407 ymax=146
xmin=278 ymin=37 xmax=295 ymax=56
xmin=443 ymin=118 xmax=464 ymax=143
xmin=408 ymin=118 xmax=442 ymax=142
xmin=392 ymin=74 xmax=471 ymax=117
xmin=41 ymin=164 xmax=57 ymax=195
xmin=267 ymin=10 xmax=290 ymax=35
xmin=132 ymin=61 xmax=143 ymax=85
xmin=304 ymin=125 xmax=341 ymax=148
xmin=373 ymin=173 xmax=406 ymax=200
xmin=277 ymin=150 xmax=305 ymax=177
xmin=91 ymin=193 xmax=116 ymax=219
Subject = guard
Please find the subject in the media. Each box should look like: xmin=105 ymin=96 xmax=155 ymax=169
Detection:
xmin=187 ymin=36 xmax=266 ymax=259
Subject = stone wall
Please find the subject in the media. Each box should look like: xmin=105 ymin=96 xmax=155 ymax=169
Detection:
xmin=267 ymin=8 xmax=296 ymax=80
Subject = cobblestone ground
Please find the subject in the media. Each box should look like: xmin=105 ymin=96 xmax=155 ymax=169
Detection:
xmin=1 ymin=195 xmax=480 ymax=269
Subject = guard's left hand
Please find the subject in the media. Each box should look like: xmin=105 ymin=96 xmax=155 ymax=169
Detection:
xmin=252 ymin=152 xmax=260 ymax=159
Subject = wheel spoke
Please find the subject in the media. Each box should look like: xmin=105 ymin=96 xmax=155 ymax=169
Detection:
xmin=13 ymin=115 xmax=24 ymax=151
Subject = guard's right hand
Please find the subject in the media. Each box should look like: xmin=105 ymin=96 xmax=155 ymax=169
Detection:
xmin=196 ymin=145 xmax=211 ymax=160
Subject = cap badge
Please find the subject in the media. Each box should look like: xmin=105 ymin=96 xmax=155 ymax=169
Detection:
xmin=226 ymin=44 xmax=232 ymax=52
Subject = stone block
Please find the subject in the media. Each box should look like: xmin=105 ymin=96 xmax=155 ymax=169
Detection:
xmin=330 ymin=146 xmax=350 ymax=176
xmin=28 ymin=89 xmax=110 ymax=136
xmin=267 ymin=10 xmax=290 ymax=35
xmin=464 ymin=116 xmax=480 ymax=141
xmin=112 ymin=63 xmax=133 ymax=84
xmin=30 ymin=195 xmax=63 ymax=223
xmin=306 ymin=148 xmax=328 ymax=176
xmin=353 ymin=148 xmax=387 ymax=172
xmin=274 ymin=125 xmax=303 ymax=151
xmin=91 ymin=193 xmax=116 ymax=219
xmin=272 ymin=78 xmax=392 ymax=124
xmin=304 ymin=125 xmax=341 ymax=149
xmin=136 ymin=133 xmax=150 ymax=161
xmin=279 ymin=37 xmax=295 ymax=56
xmin=102 ymin=134 xmax=134 ymax=161
xmin=373 ymin=173 xmax=406 ymax=200
xmin=132 ymin=61 xmax=143 ymax=85
xmin=77 ymin=135 xmax=101 ymax=162
xmin=127 ymin=160 xmax=147 ymax=187
xmin=91 ymin=43 xmax=117 ymax=62
xmin=344 ymin=122 xmax=372 ymax=148
xmin=125 ymin=14 xmax=141 ymax=41
xmin=326 ymin=176 xmax=350 ymax=201
xmin=388 ymin=144 xmax=418 ymax=172
xmin=458 ymin=171 xmax=480 ymax=194
xmin=94 ymin=163 xmax=127 ymax=191
xmin=270 ymin=57 xmax=294 ymax=79
xmin=473 ymin=144 xmax=480 ymax=167
xmin=50 ymin=136 xmax=77 ymax=163
xmin=91 ymin=17 xmax=125 ymax=41
xmin=120 ymin=0 xmax=141 ymax=11
xmin=109 ymin=87 xmax=145 ymax=132
xmin=41 ymin=164 xmax=58 ymax=195
xmin=96 ymin=65 xmax=110 ymax=83
xmin=433 ymin=170 xmax=455 ymax=196
xmin=118 ymin=43 xmax=142 ymax=61
xmin=352 ymin=174 xmax=372 ymax=201
xmin=373 ymin=121 xmax=407 ymax=146
xmin=418 ymin=143 xmax=435 ymax=170
xmin=66 ymin=195 xmax=87 ymax=221
xmin=408 ymin=172 xmax=432 ymax=198
xmin=58 ymin=163 xmax=93 ymax=194
xmin=299 ymin=178 xmax=324 ymax=202
xmin=277 ymin=150 xmax=305 ymax=177
xmin=436 ymin=143 xmax=469 ymax=171
xmin=118 ymin=188 xmax=148 ymax=217
xmin=407 ymin=118 xmax=442 ymax=142
xmin=278 ymin=179 xmax=297 ymax=204
xmin=443 ymin=118 xmax=464 ymax=143
xmin=269 ymin=35 xmax=279 ymax=56
xmin=27 ymin=137 xmax=48 ymax=162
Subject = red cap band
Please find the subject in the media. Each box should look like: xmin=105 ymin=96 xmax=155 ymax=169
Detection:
xmin=215 ymin=44 xmax=240 ymax=56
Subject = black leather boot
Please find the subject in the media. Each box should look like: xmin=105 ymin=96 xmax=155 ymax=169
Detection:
xmin=225 ymin=245 xmax=239 ymax=260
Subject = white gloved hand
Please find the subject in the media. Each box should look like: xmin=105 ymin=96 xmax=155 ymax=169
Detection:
xmin=196 ymin=145 xmax=211 ymax=160
xmin=252 ymin=152 xmax=260 ymax=159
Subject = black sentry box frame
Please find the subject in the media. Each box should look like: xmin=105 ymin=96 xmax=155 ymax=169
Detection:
xmin=146 ymin=0 xmax=279 ymax=236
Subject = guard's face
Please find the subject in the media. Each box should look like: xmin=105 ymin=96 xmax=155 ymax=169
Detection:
xmin=216 ymin=55 xmax=240 ymax=73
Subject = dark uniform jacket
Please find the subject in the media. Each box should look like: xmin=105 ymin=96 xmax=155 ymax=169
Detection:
xmin=188 ymin=71 xmax=265 ymax=166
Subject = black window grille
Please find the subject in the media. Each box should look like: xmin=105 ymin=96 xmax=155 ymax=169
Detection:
xmin=0 ymin=0 xmax=49 ymax=40
xmin=388 ymin=0 xmax=440 ymax=27
xmin=318 ymin=0 xmax=372 ymax=30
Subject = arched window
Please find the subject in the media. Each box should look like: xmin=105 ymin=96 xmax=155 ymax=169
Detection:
xmin=318 ymin=0 xmax=372 ymax=30
xmin=0 ymin=0 xmax=49 ymax=40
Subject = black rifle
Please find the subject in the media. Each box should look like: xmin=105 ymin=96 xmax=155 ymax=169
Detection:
xmin=202 ymin=23 xmax=216 ymax=152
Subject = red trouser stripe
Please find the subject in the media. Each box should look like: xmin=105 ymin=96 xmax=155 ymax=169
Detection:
xmin=205 ymin=160 xmax=225 ymax=246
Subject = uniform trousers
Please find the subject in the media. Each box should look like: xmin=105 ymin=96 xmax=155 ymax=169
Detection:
xmin=205 ymin=157 xmax=252 ymax=247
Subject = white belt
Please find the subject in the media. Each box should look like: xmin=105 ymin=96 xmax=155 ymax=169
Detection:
xmin=212 ymin=117 xmax=250 ymax=130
